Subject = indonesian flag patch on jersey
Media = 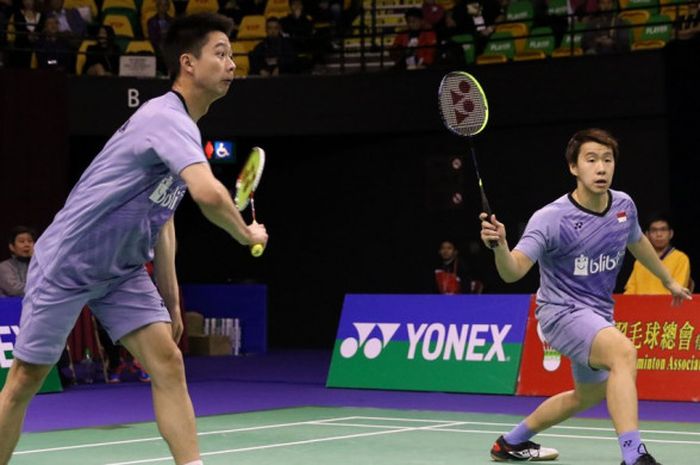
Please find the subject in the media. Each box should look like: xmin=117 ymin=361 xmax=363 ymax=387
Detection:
xmin=617 ymin=211 xmax=628 ymax=223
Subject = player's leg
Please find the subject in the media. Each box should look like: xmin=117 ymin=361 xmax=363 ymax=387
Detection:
xmin=119 ymin=322 xmax=200 ymax=465
xmin=0 ymin=360 xmax=53 ymax=465
xmin=0 ymin=261 xmax=93 ymax=465
xmin=92 ymin=268 xmax=199 ymax=465
xmin=490 ymin=308 xmax=610 ymax=462
xmin=589 ymin=327 xmax=657 ymax=465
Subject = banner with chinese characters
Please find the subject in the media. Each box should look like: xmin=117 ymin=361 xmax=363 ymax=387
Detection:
xmin=517 ymin=295 xmax=700 ymax=401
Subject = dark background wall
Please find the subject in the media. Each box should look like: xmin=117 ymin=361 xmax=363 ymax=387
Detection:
xmin=1 ymin=46 xmax=698 ymax=348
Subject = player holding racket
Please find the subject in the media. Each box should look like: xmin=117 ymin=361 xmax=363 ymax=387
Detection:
xmin=0 ymin=13 xmax=266 ymax=465
xmin=481 ymin=129 xmax=690 ymax=465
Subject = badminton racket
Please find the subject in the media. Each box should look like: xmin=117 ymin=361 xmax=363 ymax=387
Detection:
xmin=437 ymin=71 xmax=497 ymax=248
xmin=234 ymin=146 xmax=266 ymax=257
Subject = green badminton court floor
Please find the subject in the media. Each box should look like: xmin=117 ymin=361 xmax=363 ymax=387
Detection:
xmin=12 ymin=406 xmax=700 ymax=464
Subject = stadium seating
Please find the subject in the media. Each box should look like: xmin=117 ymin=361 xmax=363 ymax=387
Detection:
xmin=514 ymin=27 xmax=555 ymax=61
xmin=476 ymin=32 xmax=515 ymax=64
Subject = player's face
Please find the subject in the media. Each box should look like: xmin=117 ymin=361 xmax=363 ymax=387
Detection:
xmin=439 ymin=242 xmax=457 ymax=261
xmin=569 ymin=141 xmax=615 ymax=195
xmin=191 ymin=31 xmax=236 ymax=99
xmin=646 ymin=220 xmax=673 ymax=250
xmin=9 ymin=233 xmax=34 ymax=259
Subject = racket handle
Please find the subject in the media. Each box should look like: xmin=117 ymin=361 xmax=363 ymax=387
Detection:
xmin=250 ymin=243 xmax=264 ymax=257
xmin=480 ymin=192 xmax=499 ymax=249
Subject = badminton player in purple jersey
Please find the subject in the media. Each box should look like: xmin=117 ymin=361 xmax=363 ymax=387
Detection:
xmin=481 ymin=129 xmax=691 ymax=465
xmin=0 ymin=13 xmax=267 ymax=465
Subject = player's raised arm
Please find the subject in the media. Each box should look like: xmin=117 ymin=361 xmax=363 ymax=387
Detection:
xmin=180 ymin=162 xmax=268 ymax=248
xmin=627 ymin=234 xmax=692 ymax=305
xmin=480 ymin=212 xmax=534 ymax=283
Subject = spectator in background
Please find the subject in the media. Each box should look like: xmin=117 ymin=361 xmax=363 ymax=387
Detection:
xmin=434 ymin=240 xmax=482 ymax=294
xmin=45 ymin=0 xmax=86 ymax=40
xmin=423 ymin=0 xmax=446 ymax=35
xmin=36 ymin=15 xmax=75 ymax=71
xmin=582 ymin=0 xmax=630 ymax=54
xmin=625 ymin=215 xmax=692 ymax=295
xmin=676 ymin=1 xmax=700 ymax=41
xmin=281 ymin=0 xmax=313 ymax=50
xmin=0 ymin=0 xmax=13 ymax=66
xmin=147 ymin=0 xmax=173 ymax=53
xmin=84 ymin=25 xmax=120 ymax=75
xmin=391 ymin=8 xmax=437 ymax=70
xmin=0 ymin=226 xmax=35 ymax=297
xmin=447 ymin=0 xmax=500 ymax=55
xmin=8 ymin=0 xmax=44 ymax=68
xmin=249 ymin=16 xmax=297 ymax=76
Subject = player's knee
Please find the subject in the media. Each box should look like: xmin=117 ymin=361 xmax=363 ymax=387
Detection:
xmin=150 ymin=346 xmax=185 ymax=383
xmin=613 ymin=339 xmax=637 ymax=371
xmin=3 ymin=362 xmax=49 ymax=403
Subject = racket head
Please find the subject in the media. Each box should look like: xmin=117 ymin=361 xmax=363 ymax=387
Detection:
xmin=234 ymin=147 xmax=266 ymax=212
xmin=438 ymin=71 xmax=489 ymax=137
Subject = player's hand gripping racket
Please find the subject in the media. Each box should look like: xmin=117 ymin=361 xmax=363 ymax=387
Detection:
xmin=234 ymin=147 xmax=266 ymax=257
xmin=437 ymin=71 xmax=498 ymax=248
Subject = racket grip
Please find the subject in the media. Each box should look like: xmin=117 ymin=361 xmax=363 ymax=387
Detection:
xmin=250 ymin=243 xmax=264 ymax=257
xmin=480 ymin=195 xmax=499 ymax=249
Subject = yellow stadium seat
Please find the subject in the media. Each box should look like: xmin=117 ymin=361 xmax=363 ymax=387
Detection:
xmin=238 ymin=15 xmax=267 ymax=39
xmin=265 ymin=0 xmax=291 ymax=18
xmin=76 ymin=39 xmax=98 ymax=75
xmin=495 ymin=22 xmax=529 ymax=52
xmin=64 ymin=0 xmax=98 ymax=22
xmin=513 ymin=50 xmax=546 ymax=61
xmin=125 ymin=40 xmax=155 ymax=54
xmin=618 ymin=10 xmax=651 ymax=42
xmin=104 ymin=14 xmax=135 ymax=38
xmin=185 ymin=0 xmax=219 ymax=15
xmin=231 ymin=41 xmax=250 ymax=77
xmin=660 ymin=4 xmax=688 ymax=20
xmin=102 ymin=0 xmax=136 ymax=11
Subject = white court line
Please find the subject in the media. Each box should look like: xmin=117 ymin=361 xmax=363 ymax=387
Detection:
xmin=350 ymin=416 xmax=700 ymax=436
xmin=103 ymin=421 xmax=467 ymax=465
xmin=13 ymin=416 xmax=359 ymax=456
xmin=425 ymin=428 xmax=700 ymax=446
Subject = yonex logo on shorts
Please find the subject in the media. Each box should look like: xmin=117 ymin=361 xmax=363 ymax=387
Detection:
xmin=339 ymin=322 xmax=400 ymax=359
xmin=573 ymin=252 xmax=622 ymax=276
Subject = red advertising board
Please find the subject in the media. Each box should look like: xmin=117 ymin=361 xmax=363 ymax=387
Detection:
xmin=517 ymin=295 xmax=700 ymax=402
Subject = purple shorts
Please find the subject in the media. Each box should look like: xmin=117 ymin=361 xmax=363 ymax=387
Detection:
xmin=536 ymin=304 xmax=613 ymax=384
xmin=13 ymin=260 xmax=171 ymax=365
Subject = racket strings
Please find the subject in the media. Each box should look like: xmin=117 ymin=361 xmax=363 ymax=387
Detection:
xmin=438 ymin=74 xmax=487 ymax=137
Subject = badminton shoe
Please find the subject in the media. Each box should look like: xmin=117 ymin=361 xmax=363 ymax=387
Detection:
xmin=621 ymin=444 xmax=662 ymax=465
xmin=490 ymin=435 xmax=559 ymax=461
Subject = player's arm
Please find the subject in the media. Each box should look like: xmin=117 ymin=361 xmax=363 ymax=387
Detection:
xmin=480 ymin=213 xmax=534 ymax=283
xmin=153 ymin=216 xmax=183 ymax=341
xmin=627 ymin=235 xmax=692 ymax=304
xmin=180 ymin=162 xmax=267 ymax=247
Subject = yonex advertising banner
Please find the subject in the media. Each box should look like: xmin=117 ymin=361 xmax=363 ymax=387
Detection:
xmin=327 ymin=294 xmax=530 ymax=394
xmin=517 ymin=295 xmax=700 ymax=401
xmin=0 ymin=298 xmax=62 ymax=393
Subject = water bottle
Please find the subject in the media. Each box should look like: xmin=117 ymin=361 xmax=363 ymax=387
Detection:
xmin=81 ymin=348 xmax=95 ymax=384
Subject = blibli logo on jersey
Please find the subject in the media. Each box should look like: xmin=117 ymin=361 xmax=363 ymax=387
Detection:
xmin=573 ymin=252 xmax=622 ymax=276
xmin=149 ymin=175 xmax=186 ymax=210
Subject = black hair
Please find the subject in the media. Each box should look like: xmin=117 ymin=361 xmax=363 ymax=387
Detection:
xmin=163 ymin=12 xmax=234 ymax=81
xmin=645 ymin=213 xmax=673 ymax=231
xmin=405 ymin=8 xmax=423 ymax=19
xmin=8 ymin=226 xmax=36 ymax=245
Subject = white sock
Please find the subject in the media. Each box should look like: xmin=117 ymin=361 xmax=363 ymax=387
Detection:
xmin=182 ymin=461 xmax=203 ymax=465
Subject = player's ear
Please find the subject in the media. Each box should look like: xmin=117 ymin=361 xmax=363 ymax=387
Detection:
xmin=568 ymin=162 xmax=578 ymax=177
xmin=180 ymin=53 xmax=194 ymax=75
xmin=669 ymin=229 xmax=674 ymax=240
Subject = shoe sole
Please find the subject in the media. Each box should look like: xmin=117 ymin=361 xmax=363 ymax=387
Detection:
xmin=490 ymin=452 xmax=560 ymax=462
